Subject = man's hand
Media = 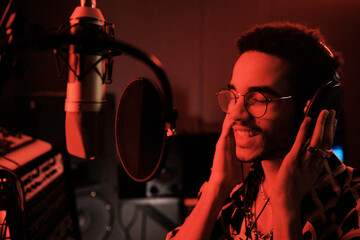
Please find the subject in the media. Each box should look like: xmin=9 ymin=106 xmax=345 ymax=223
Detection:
xmin=168 ymin=116 xmax=251 ymax=240
xmin=272 ymin=109 xmax=336 ymax=207
xmin=272 ymin=109 xmax=337 ymax=239
xmin=210 ymin=115 xmax=252 ymax=193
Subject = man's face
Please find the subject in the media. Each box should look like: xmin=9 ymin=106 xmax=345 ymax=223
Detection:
xmin=228 ymin=51 xmax=297 ymax=162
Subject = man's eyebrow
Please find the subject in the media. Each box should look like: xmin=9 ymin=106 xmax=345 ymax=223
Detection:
xmin=227 ymin=84 xmax=281 ymax=96
xmin=248 ymin=86 xmax=281 ymax=96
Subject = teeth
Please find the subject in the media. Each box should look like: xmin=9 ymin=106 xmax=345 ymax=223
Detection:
xmin=234 ymin=130 xmax=258 ymax=138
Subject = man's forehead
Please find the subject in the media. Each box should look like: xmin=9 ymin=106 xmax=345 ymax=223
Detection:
xmin=228 ymin=83 xmax=282 ymax=96
xmin=230 ymin=51 xmax=292 ymax=95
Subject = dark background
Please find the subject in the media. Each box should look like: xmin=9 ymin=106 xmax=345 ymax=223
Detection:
xmin=9 ymin=0 xmax=360 ymax=167
xmin=1 ymin=0 xmax=360 ymax=239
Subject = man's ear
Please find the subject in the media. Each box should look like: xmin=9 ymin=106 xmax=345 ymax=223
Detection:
xmin=303 ymin=99 xmax=311 ymax=114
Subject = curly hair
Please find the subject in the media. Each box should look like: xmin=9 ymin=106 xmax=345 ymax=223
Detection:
xmin=237 ymin=22 xmax=343 ymax=122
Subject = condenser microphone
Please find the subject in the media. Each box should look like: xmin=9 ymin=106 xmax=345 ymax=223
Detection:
xmin=65 ymin=0 xmax=107 ymax=159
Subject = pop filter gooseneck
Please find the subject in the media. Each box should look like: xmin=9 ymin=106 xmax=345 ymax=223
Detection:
xmin=0 ymin=33 xmax=177 ymax=182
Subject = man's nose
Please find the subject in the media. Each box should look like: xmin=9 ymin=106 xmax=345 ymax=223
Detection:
xmin=229 ymin=98 xmax=252 ymax=121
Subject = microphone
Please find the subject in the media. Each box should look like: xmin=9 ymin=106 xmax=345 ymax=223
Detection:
xmin=65 ymin=0 xmax=108 ymax=159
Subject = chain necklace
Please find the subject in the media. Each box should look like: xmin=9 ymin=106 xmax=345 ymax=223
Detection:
xmin=245 ymin=183 xmax=273 ymax=240
xmin=253 ymin=228 xmax=273 ymax=239
xmin=258 ymin=182 xmax=271 ymax=206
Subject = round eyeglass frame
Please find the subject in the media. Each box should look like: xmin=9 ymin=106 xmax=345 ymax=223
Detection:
xmin=216 ymin=88 xmax=293 ymax=118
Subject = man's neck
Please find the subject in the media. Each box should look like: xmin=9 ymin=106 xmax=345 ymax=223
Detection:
xmin=261 ymin=158 xmax=283 ymax=196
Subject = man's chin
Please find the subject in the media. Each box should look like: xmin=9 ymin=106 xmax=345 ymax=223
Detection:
xmin=235 ymin=147 xmax=263 ymax=162
xmin=235 ymin=146 xmax=288 ymax=163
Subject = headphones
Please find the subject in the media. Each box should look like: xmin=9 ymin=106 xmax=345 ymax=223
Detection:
xmin=303 ymin=43 xmax=344 ymax=135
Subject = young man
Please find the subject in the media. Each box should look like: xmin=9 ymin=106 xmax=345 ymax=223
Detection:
xmin=167 ymin=22 xmax=360 ymax=239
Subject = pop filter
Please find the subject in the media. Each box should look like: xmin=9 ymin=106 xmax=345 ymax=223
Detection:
xmin=115 ymin=77 xmax=170 ymax=182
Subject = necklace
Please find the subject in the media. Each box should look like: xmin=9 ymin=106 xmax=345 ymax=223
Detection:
xmin=258 ymin=183 xmax=271 ymax=206
xmin=245 ymin=183 xmax=273 ymax=239
xmin=252 ymin=228 xmax=273 ymax=239
xmin=245 ymin=197 xmax=271 ymax=239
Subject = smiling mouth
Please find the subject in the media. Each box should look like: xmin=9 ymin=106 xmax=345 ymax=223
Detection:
xmin=233 ymin=129 xmax=260 ymax=139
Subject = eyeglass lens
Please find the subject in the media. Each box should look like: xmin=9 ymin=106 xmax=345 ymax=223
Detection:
xmin=217 ymin=90 xmax=268 ymax=117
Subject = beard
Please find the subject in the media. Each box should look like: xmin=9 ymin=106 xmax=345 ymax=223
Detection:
xmin=234 ymin=126 xmax=297 ymax=163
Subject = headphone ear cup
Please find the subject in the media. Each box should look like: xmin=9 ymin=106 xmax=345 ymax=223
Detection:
xmin=304 ymin=78 xmax=344 ymax=135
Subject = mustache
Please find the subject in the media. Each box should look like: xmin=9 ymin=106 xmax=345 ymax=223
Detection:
xmin=231 ymin=121 xmax=263 ymax=133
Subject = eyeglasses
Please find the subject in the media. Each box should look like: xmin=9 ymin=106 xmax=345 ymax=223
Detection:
xmin=216 ymin=89 xmax=293 ymax=118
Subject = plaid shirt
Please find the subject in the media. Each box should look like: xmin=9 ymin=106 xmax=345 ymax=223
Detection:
xmin=167 ymin=155 xmax=360 ymax=239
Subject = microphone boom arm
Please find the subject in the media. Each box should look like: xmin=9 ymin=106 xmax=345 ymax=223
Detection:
xmin=0 ymin=32 xmax=177 ymax=126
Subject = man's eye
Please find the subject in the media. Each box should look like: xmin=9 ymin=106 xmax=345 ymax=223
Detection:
xmin=248 ymin=98 xmax=266 ymax=104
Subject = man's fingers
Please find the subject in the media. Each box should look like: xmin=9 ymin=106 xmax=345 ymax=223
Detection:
xmin=216 ymin=115 xmax=235 ymax=151
xmin=290 ymin=116 xmax=311 ymax=155
xmin=320 ymin=109 xmax=336 ymax=150
xmin=220 ymin=115 xmax=232 ymax=138
xmin=309 ymin=110 xmax=329 ymax=149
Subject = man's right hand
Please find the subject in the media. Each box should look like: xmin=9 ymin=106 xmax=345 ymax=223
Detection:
xmin=167 ymin=115 xmax=252 ymax=240
xmin=210 ymin=115 xmax=252 ymax=193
